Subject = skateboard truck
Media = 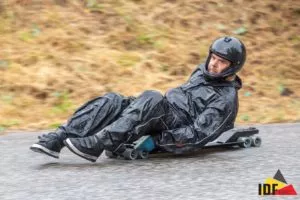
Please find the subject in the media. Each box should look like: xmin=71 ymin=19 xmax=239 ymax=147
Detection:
xmin=105 ymin=135 xmax=155 ymax=160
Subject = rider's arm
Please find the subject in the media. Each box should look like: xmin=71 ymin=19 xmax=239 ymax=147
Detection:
xmin=157 ymin=96 xmax=235 ymax=153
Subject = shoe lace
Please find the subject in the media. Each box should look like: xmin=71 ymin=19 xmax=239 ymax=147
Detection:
xmin=38 ymin=132 xmax=60 ymax=142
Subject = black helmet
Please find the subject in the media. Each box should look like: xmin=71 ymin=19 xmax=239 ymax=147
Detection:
xmin=204 ymin=36 xmax=246 ymax=80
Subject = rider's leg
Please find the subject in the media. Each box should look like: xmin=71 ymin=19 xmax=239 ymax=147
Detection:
xmin=64 ymin=90 xmax=171 ymax=162
xmin=30 ymin=93 xmax=134 ymax=158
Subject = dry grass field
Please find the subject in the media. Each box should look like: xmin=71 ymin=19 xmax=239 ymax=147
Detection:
xmin=0 ymin=0 xmax=299 ymax=131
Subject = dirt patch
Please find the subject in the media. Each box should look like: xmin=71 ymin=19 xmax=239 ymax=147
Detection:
xmin=0 ymin=0 xmax=300 ymax=130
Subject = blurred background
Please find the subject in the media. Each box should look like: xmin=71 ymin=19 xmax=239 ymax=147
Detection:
xmin=0 ymin=0 xmax=299 ymax=131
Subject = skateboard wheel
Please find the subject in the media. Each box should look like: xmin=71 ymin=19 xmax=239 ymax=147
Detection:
xmin=105 ymin=150 xmax=118 ymax=158
xmin=237 ymin=137 xmax=251 ymax=148
xmin=251 ymin=136 xmax=262 ymax=147
xmin=137 ymin=150 xmax=149 ymax=159
xmin=122 ymin=149 xmax=138 ymax=160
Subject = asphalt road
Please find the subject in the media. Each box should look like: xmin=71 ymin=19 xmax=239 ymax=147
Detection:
xmin=0 ymin=123 xmax=299 ymax=200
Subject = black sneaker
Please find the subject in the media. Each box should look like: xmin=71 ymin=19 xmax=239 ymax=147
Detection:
xmin=30 ymin=132 xmax=65 ymax=159
xmin=64 ymin=136 xmax=104 ymax=162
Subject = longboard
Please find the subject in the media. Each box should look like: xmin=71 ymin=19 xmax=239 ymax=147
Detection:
xmin=105 ymin=127 xmax=261 ymax=160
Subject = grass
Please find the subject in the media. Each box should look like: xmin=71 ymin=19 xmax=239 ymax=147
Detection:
xmin=0 ymin=0 xmax=299 ymax=130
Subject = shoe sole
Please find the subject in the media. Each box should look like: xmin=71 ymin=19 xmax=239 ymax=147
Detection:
xmin=30 ymin=144 xmax=59 ymax=159
xmin=64 ymin=139 xmax=98 ymax=162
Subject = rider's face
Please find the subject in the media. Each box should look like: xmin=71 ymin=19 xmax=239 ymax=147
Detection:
xmin=208 ymin=53 xmax=231 ymax=74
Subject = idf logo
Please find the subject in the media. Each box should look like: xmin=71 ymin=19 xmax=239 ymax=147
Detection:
xmin=258 ymin=169 xmax=297 ymax=195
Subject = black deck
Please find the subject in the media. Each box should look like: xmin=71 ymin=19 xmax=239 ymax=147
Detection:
xmin=208 ymin=127 xmax=258 ymax=143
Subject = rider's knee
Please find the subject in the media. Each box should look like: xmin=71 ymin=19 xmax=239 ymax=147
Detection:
xmin=140 ymin=90 xmax=163 ymax=101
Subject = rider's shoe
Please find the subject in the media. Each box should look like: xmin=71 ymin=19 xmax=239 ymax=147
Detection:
xmin=64 ymin=135 xmax=104 ymax=162
xmin=30 ymin=131 xmax=66 ymax=159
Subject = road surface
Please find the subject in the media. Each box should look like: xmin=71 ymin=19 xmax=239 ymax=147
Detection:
xmin=0 ymin=123 xmax=299 ymax=200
